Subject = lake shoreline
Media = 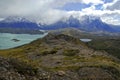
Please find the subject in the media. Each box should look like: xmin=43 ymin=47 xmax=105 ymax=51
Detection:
xmin=0 ymin=33 xmax=48 ymax=50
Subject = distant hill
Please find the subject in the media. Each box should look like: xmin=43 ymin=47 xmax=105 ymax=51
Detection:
xmin=0 ymin=34 xmax=120 ymax=80
xmin=49 ymin=28 xmax=120 ymax=39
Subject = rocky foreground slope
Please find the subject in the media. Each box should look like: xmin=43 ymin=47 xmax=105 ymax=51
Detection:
xmin=0 ymin=34 xmax=120 ymax=80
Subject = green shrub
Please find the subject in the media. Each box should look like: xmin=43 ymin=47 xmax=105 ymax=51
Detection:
xmin=41 ymin=48 xmax=57 ymax=56
xmin=9 ymin=58 xmax=38 ymax=76
xmin=63 ymin=49 xmax=79 ymax=56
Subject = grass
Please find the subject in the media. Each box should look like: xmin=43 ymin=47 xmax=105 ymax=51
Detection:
xmin=9 ymin=58 xmax=38 ymax=76
xmin=40 ymin=48 xmax=58 ymax=56
xmin=0 ymin=34 xmax=120 ymax=79
xmin=63 ymin=49 xmax=79 ymax=56
xmin=0 ymin=45 xmax=120 ymax=71
xmin=87 ymin=39 xmax=120 ymax=59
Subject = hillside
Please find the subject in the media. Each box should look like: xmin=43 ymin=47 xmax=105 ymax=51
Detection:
xmin=0 ymin=34 xmax=120 ymax=80
xmin=87 ymin=39 xmax=120 ymax=59
xmin=49 ymin=28 xmax=120 ymax=39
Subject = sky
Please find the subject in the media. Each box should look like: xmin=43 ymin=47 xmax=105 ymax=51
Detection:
xmin=0 ymin=0 xmax=120 ymax=25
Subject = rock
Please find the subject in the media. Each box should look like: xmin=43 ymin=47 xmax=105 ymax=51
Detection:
xmin=11 ymin=39 xmax=20 ymax=42
xmin=57 ymin=71 xmax=66 ymax=76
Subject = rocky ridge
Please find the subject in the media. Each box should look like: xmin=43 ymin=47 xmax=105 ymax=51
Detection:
xmin=0 ymin=34 xmax=120 ymax=80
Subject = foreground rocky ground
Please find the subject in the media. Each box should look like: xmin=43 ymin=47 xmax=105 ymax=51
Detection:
xmin=0 ymin=34 xmax=120 ymax=80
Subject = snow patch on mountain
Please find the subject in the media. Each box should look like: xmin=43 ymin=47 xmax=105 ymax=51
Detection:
xmin=1 ymin=16 xmax=30 ymax=23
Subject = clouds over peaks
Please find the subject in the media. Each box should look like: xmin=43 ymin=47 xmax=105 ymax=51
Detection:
xmin=0 ymin=0 xmax=119 ymax=25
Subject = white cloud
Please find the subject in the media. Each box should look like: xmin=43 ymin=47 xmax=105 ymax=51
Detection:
xmin=82 ymin=0 xmax=104 ymax=5
xmin=0 ymin=0 xmax=104 ymax=17
xmin=101 ymin=12 xmax=120 ymax=25
xmin=37 ymin=9 xmax=67 ymax=24
xmin=0 ymin=0 xmax=54 ymax=16
xmin=103 ymin=0 xmax=117 ymax=9
xmin=81 ymin=5 xmax=96 ymax=15
xmin=0 ymin=18 xmax=4 ymax=21
xmin=102 ymin=17 xmax=120 ymax=25
xmin=66 ymin=4 xmax=120 ymax=25
xmin=103 ymin=0 xmax=120 ymax=10
xmin=0 ymin=0 xmax=119 ymax=25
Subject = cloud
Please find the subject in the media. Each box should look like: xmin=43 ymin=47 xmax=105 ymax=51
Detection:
xmin=103 ymin=0 xmax=120 ymax=10
xmin=0 ymin=0 xmax=104 ymax=17
xmin=0 ymin=0 xmax=119 ymax=25
xmin=67 ymin=2 xmax=120 ymax=25
xmin=101 ymin=12 xmax=120 ymax=25
xmin=0 ymin=0 xmax=65 ymax=24
xmin=0 ymin=0 xmax=53 ymax=16
xmin=82 ymin=0 xmax=104 ymax=5
xmin=107 ymin=0 xmax=120 ymax=10
xmin=37 ymin=9 xmax=67 ymax=24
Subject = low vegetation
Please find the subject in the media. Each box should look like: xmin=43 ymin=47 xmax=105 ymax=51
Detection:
xmin=0 ymin=34 xmax=120 ymax=80
xmin=63 ymin=49 xmax=79 ymax=56
xmin=87 ymin=39 xmax=120 ymax=59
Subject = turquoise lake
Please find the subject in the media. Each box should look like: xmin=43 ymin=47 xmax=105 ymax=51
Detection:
xmin=80 ymin=39 xmax=92 ymax=42
xmin=0 ymin=33 xmax=48 ymax=50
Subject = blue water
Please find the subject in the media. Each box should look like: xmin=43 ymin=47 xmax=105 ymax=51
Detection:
xmin=80 ymin=39 xmax=92 ymax=42
xmin=0 ymin=33 xmax=48 ymax=50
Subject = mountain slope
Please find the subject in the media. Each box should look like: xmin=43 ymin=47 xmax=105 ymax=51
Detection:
xmin=0 ymin=16 xmax=39 ymax=29
xmin=0 ymin=17 xmax=43 ymax=34
xmin=40 ymin=16 xmax=116 ymax=32
xmin=0 ymin=34 xmax=120 ymax=80
xmin=49 ymin=28 xmax=120 ymax=39
xmin=0 ymin=16 xmax=118 ymax=34
xmin=87 ymin=38 xmax=120 ymax=59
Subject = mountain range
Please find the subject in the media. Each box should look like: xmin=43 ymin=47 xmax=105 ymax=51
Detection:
xmin=40 ymin=16 xmax=118 ymax=32
xmin=0 ymin=16 xmax=39 ymax=30
xmin=0 ymin=17 xmax=44 ymax=34
xmin=0 ymin=16 xmax=120 ymax=34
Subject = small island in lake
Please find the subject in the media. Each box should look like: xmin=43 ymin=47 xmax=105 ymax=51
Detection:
xmin=11 ymin=39 xmax=20 ymax=42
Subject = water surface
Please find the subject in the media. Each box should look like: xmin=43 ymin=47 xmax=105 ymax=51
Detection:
xmin=80 ymin=39 xmax=92 ymax=42
xmin=0 ymin=33 xmax=47 ymax=50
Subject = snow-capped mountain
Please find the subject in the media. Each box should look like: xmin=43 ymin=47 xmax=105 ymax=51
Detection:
xmin=1 ymin=16 xmax=29 ymax=23
xmin=0 ymin=16 xmax=43 ymax=34
xmin=0 ymin=16 xmax=39 ymax=30
xmin=39 ymin=15 xmax=117 ymax=32
xmin=0 ymin=16 xmax=119 ymax=33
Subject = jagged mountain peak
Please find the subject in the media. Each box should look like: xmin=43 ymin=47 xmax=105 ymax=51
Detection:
xmin=39 ymin=15 xmax=116 ymax=32
xmin=59 ymin=15 xmax=102 ymax=26
xmin=0 ymin=15 xmax=118 ymax=33
xmin=1 ymin=16 xmax=30 ymax=23
xmin=68 ymin=15 xmax=101 ymax=24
